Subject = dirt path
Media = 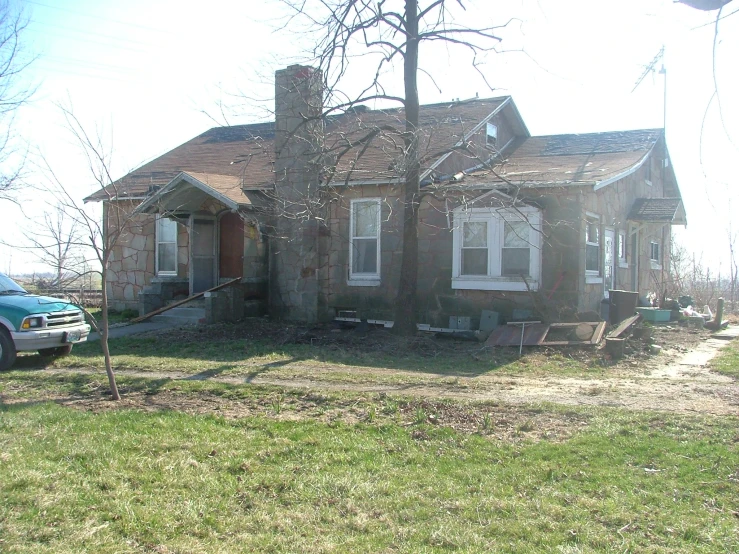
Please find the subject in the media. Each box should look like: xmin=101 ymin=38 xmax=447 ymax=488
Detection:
xmin=47 ymin=327 xmax=739 ymax=416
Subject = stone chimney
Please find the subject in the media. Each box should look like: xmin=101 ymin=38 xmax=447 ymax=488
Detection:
xmin=270 ymin=65 xmax=325 ymax=321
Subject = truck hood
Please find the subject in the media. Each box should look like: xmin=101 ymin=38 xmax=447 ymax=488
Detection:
xmin=0 ymin=293 xmax=80 ymax=315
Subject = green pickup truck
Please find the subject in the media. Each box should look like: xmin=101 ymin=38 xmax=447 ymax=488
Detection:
xmin=0 ymin=272 xmax=91 ymax=370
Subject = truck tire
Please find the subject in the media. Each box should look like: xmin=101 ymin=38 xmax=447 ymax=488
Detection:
xmin=0 ymin=329 xmax=16 ymax=371
xmin=38 ymin=345 xmax=73 ymax=357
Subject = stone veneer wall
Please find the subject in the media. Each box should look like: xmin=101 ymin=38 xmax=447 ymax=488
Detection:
xmin=320 ymin=185 xmax=583 ymax=326
xmin=104 ymin=201 xmax=189 ymax=311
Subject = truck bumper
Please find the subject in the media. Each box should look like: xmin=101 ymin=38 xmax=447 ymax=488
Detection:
xmin=11 ymin=324 xmax=91 ymax=351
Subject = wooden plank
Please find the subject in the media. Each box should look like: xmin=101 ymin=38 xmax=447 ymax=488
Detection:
xmin=606 ymin=314 xmax=642 ymax=339
xmin=129 ymin=277 xmax=242 ymax=323
xmin=539 ymin=321 xmax=607 ymax=346
xmin=590 ymin=321 xmax=607 ymax=344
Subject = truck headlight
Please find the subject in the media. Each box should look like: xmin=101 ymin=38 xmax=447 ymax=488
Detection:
xmin=21 ymin=316 xmax=44 ymax=329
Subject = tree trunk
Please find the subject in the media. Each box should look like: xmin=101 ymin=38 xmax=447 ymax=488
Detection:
xmin=392 ymin=0 xmax=421 ymax=336
xmin=100 ymin=255 xmax=120 ymax=400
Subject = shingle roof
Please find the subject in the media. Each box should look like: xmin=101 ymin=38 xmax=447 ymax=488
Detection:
xmin=85 ymin=123 xmax=276 ymax=202
xmin=627 ymin=197 xmax=683 ymax=222
xmin=323 ymin=98 xmax=509 ymax=183
xmin=85 ymin=102 xmax=667 ymax=204
xmin=452 ymin=129 xmax=662 ymax=188
xmin=84 ymin=97 xmax=511 ymax=202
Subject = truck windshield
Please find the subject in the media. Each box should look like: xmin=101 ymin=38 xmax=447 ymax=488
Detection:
xmin=0 ymin=273 xmax=28 ymax=294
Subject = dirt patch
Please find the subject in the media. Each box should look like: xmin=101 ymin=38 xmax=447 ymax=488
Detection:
xmin=1 ymin=380 xmax=590 ymax=443
xmin=7 ymin=319 xmax=739 ymax=418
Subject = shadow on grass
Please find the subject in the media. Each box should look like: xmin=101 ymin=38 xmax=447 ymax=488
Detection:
xmin=57 ymin=325 xmax=528 ymax=378
xmin=184 ymin=365 xmax=235 ymax=381
xmin=11 ymin=353 xmax=59 ymax=372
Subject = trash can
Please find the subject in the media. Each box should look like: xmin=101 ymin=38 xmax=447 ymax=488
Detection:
xmin=609 ymin=290 xmax=638 ymax=325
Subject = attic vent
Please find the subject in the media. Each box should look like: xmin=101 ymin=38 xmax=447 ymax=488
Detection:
xmin=486 ymin=122 xmax=498 ymax=147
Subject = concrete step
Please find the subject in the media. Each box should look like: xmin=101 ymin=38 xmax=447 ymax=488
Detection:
xmin=151 ymin=307 xmax=205 ymax=325
xmin=172 ymin=298 xmax=206 ymax=309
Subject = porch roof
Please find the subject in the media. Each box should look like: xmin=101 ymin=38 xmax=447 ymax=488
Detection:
xmin=627 ymin=197 xmax=687 ymax=225
xmin=134 ymin=172 xmax=266 ymax=215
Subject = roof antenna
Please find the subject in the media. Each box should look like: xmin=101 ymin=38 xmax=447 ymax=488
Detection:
xmin=632 ymin=46 xmax=666 ymax=132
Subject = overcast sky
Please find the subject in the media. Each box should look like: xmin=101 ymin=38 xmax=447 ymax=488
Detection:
xmin=1 ymin=0 xmax=737 ymax=277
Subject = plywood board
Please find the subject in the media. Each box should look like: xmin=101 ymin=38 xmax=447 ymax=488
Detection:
xmin=485 ymin=323 xmax=549 ymax=347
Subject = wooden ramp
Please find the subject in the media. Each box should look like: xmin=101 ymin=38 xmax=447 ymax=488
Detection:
xmin=129 ymin=278 xmax=241 ymax=324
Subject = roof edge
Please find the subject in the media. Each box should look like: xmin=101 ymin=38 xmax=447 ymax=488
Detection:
xmin=592 ymin=141 xmax=657 ymax=191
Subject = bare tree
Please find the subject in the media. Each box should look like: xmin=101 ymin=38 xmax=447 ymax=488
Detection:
xmin=277 ymin=0 xmax=509 ymax=334
xmin=36 ymin=105 xmax=124 ymax=401
xmin=15 ymin=206 xmax=84 ymax=289
xmin=0 ymin=1 xmax=35 ymax=203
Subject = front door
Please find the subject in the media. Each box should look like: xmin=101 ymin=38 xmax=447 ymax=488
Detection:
xmin=604 ymin=228 xmax=615 ymax=297
xmin=191 ymin=218 xmax=216 ymax=293
xmin=219 ymin=212 xmax=244 ymax=279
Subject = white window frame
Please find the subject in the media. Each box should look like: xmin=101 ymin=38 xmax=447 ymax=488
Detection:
xmin=486 ymin=122 xmax=498 ymax=148
xmin=452 ymin=206 xmax=542 ymax=292
xmin=156 ymin=215 xmax=178 ymax=276
xmin=348 ymin=198 xmax=381 ymax=286
xmin=618 ymin=230 xmax=628 ymax=268
xmin=650 ymin=240 xmax=661 ymax=269
xmin=585 ymin=213 xmax=602 ymax=284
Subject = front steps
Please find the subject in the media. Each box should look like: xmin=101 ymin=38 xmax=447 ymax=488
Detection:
xmin=151 ymin=306 xmax=205 ymax=325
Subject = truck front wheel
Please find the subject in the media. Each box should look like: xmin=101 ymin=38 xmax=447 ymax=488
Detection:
xmin=0 ymin=329 xmax=16 ymax=371
xmin=38 ymin=345 xmax=73 ymax=357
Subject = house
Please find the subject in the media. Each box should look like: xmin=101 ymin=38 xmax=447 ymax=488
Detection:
xmin=85 ymin=65 xmax=686 ymax=327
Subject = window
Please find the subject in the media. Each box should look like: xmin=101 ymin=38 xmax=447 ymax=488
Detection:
xmin=452 ymin=207 xmax=542 ymax=291
xmin=461 ymin=221 xmax=488 ymax=275
xmin=650 ymin=241 xmax=661 ymax=267
xmin=644 ymin=158 xmax=652 ymax=185
xmin=486 ymin=122 xmax=498 ymax=147
xmin=349 ymin=198 xmax=381 ymax=284
xmin=156 ymin=216 xmax=178 ymax=275
xmin=585 ymin=216 xmax=600 ymax=274
xmin=502 ymin=221 xmax=531 ymax=276
xmin=618 ymin=230 xmax=628 ymax=268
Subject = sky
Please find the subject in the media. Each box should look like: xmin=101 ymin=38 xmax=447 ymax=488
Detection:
xmin=1 ymin=0 xmax=737 ymax=277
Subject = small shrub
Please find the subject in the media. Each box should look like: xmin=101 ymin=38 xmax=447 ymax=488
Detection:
xmin=481 ymin=413 xmax=493 ymax=432
xmin=120 ymin=309 xmax=138 ymax=320
xmin=271 ymin=394 xmax=283 ymax=414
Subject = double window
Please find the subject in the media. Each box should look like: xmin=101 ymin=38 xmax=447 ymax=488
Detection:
xmin=156 ymin=216 xmax=178 ymax=275
xmin=349 ymin=198 xmax=381 ymax=284
xmin=452 ymin=206 xmax=542 ymax=291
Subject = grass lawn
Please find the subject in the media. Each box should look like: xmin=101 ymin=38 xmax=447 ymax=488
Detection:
xmin=1 ymin=372 xmax=737 ymax=553
xmin=39 ymin=323 xmax=614 ymax=386
xmin=711 ymin=338 xmax=739 ymax=379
